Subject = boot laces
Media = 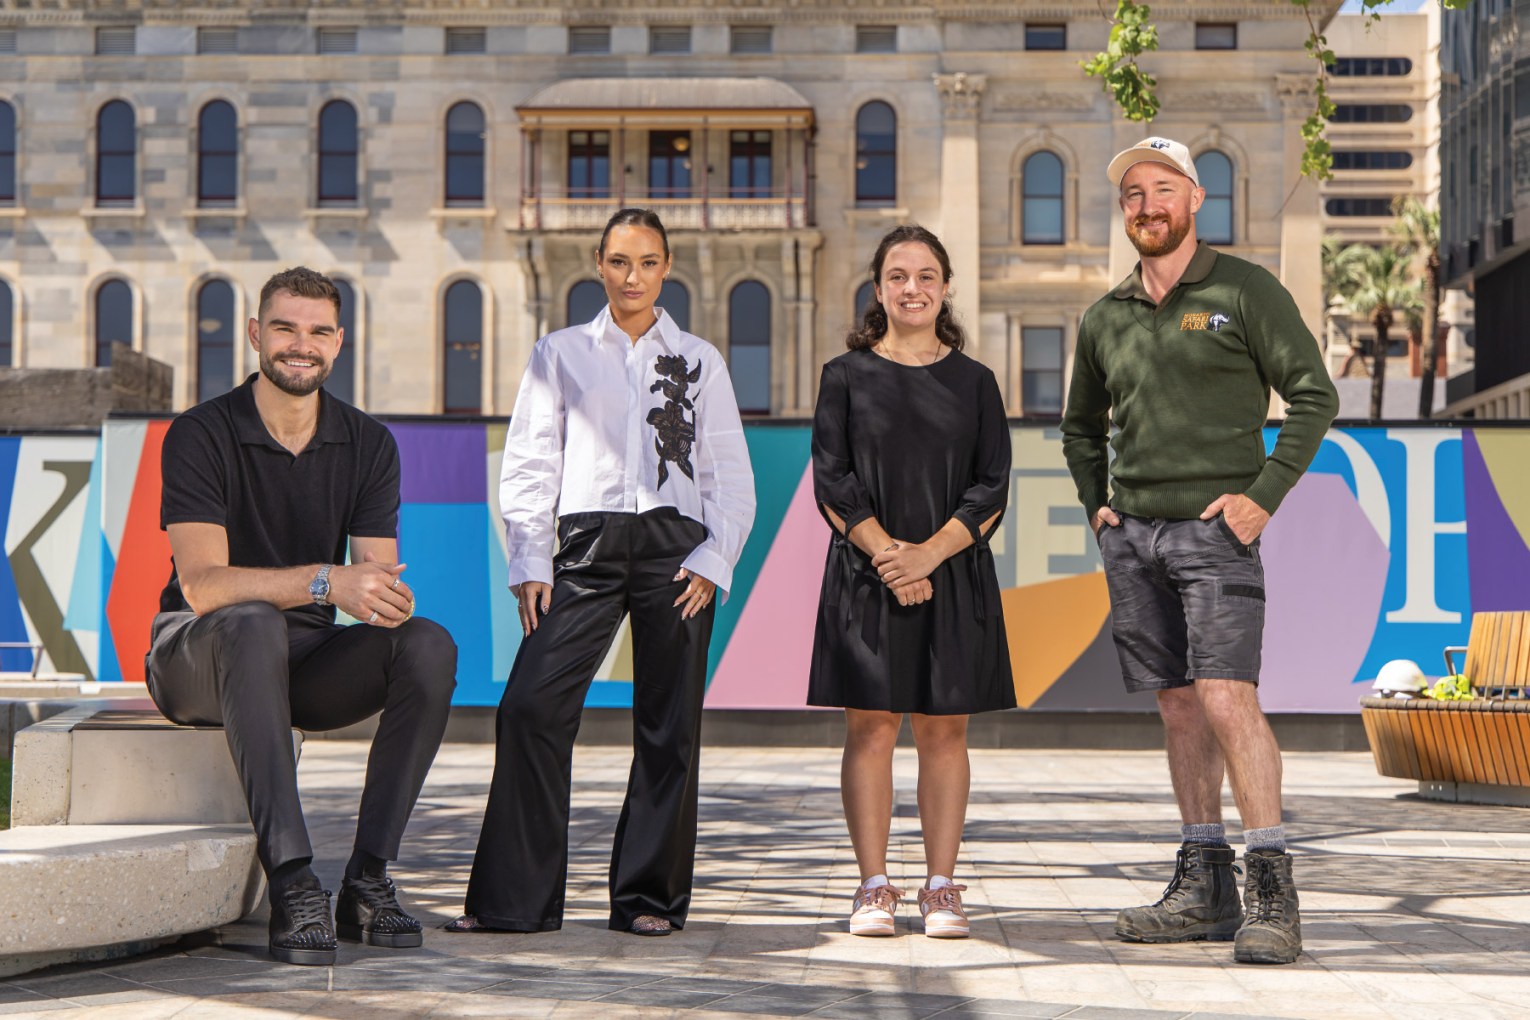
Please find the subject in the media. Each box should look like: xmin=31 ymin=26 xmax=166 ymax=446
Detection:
xmin=1157 ymin=845 xmax=1238 ymax=909
xmin=1248 ymin=858 xmax=1288 ymax=924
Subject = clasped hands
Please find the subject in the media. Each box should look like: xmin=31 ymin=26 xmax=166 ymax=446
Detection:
xmin=871 ymin=541 xmax=941 ymax=608
xmin=330 ymin=551 xmax=414 ymax=628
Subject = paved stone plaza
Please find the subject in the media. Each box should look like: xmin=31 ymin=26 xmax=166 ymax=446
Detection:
xmin=3 ymin=741 xmax=1528 ymax=1019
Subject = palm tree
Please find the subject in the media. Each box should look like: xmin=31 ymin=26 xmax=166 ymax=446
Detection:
xmin=1322 ymin=235 xmax=1366 ymax=372
xmin=1343 ymin=243 xmax=1415 ymax=419
xmin=1390 ymin=197 xmax=1442 ymax=417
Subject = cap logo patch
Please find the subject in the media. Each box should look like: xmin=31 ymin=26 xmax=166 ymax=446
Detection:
xmin=1148 ymin=139 xmax=1171 ymax=150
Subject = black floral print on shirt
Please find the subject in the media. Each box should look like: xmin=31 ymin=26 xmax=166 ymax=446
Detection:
xmin=647 ymin=353 xmax=701 ymax=489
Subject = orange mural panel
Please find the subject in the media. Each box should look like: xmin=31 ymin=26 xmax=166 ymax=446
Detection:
xmin=104 ymin=420 xmax=172 ymax=684
xmin=1001 ymin=573 xmax=1111 ymax=709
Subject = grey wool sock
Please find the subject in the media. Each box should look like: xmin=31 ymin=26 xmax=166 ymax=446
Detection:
xmin=1182 ymin=822 xmax=1227 ymax=845
xmin=1244 ymin=825 xmax=1287 ymax=854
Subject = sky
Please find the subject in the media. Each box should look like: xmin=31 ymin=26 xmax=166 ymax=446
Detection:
xmin=1338 ymin=0 xmax=1434 ymax=13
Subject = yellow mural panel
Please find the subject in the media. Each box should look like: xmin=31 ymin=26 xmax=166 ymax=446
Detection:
xmin=1001 ymin=572 xmax=1111 ymax=709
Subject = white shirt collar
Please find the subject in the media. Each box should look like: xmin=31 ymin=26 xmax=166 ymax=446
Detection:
xmin=591 ymin=304 xmax=683 ymax=353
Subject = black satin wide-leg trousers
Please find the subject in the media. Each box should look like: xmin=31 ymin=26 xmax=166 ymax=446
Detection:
xmin=465 ymin=507 xmax=716 ymax=932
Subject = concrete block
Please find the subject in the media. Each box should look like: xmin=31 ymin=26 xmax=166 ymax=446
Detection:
xmin=0 ymin=824 xmax=262 ymax=977
xmin=10 ymin=706 xmax=302 ymax=826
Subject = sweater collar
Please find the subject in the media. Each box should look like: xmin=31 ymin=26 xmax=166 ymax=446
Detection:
xmin=1111 ymin=240 xmax=1218 ymax=304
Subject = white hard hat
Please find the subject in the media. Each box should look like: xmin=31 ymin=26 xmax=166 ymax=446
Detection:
xmin=1373 ymin=659 xmax=1427 ymax=694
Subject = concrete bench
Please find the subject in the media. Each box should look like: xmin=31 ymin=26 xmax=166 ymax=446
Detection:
xmin=1 ymin=704 xmax=300 ymax=976
xmin=1360 ymin=610 xmax=1530 ymax=806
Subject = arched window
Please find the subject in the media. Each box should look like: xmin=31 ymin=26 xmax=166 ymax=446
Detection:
xmin=195 ymin=279 xmax=236 ymax=403
xmin=854 ymin=280 xmax=876 ymax=323
xmin=1022 ymin=150 xmax=1064 ymax=244
xmin=96 ymin=100 xmax=136 ymax=206
xmin=0 ymin=278 xmax=12 ymax=367
xmin=660 ymin=279 xmax=691 ymax=333
xmin=197 ymin=101 xmax=238 ymax=207
xmin=728 ymin=281 xmax=771 ymax=415
xmin=442 ymin=279 xmax=482 ymax=414
xmin=318 ymin=100 xmax=358 ymax=205
xmin=855 ymin=101 xmax=896 ymax=207
xmin=328 ymin=278 xmax=357 ymax=405
xmin=95 ymin=279 xmax=132 ymax=367
xmin=444 ymin=101 xmax=485 ymax=206
xmin=0 ymin=100 xmax=15 ymax=204
xmin=1195 ymin=150 xmax=1234 ymax=245
xmin=566 ymin=279 xmax=606 ymax=327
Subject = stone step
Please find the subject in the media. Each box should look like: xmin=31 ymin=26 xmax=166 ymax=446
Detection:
xmin=0 ymin=824 xmax=261 ymax=977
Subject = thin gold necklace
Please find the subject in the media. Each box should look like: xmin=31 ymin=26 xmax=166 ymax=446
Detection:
xmin=874 ymin=341 xmax=944 ymax=365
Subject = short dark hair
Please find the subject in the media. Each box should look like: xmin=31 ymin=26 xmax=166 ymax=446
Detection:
xmin=597 ymin=208 xmax=671 ymax=259
xmin=258 ymin=267 xmax=343 ymax=320
xmin=845 ymin=225 xmax=966 ymax=352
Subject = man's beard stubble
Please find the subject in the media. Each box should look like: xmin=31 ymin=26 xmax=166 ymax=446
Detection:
xmin=1126 ymin=213 xmax=1193 ymax=258
xmin=260 ymin=350 xmax=332 ymax=397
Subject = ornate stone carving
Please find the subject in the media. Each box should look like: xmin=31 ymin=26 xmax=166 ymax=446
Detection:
xmin=989 ymin=87 xmax=1095 ymax=113
xmin=1275 ymin=73 xmax=1318 ymax=115
xmin=933 ymin=72 xmax=987 ymax=121
xmin=1158 ymin=85 xmax=1268 ymax=112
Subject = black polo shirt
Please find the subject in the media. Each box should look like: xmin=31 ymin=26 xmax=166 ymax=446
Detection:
xmin=158 ymin=374 xmax=401 ymax=621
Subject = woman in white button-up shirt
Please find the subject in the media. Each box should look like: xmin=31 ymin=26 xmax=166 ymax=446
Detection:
xmin=448 ymin=209 xmax=756 ymax=938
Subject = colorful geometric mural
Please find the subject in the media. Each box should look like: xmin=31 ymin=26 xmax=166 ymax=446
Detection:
xmin=2 ymin=422 xmax=1527 ymax=714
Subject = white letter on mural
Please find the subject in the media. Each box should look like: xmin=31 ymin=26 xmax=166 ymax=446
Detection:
xmin=1384 ymin=429 xmax=1464 ymax=625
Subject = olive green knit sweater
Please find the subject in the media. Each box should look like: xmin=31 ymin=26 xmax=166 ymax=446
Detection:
xmin=1061 ymin=242 xmax=1339 ymax=520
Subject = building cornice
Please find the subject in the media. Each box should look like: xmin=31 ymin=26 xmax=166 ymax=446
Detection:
xmin=0 ymin=0 xmax=1345 ymax=27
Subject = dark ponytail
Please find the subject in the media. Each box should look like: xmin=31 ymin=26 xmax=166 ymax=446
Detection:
xmin=845 ymin=224 xmax=966 ymax=352
xmin=597 ymin=207 xmax=670 ymax=258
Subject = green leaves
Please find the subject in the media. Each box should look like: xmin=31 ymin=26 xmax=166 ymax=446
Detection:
xmin=1081 ymin=1 xmax=1160 ymax=123
xmin=1090 ymin=0 xmax=1476 ymax=180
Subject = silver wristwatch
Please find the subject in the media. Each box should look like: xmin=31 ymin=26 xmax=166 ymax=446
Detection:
xmin=308 ymin=564 xmax=333 ymax=606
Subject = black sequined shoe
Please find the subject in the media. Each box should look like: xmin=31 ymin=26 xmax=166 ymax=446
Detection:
xmin=269 ymin=880 xmax=337 ymax=966
xmin=336 ymin=874 xmax=424 ymax=949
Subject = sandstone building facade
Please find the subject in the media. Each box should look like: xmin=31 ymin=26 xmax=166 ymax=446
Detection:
xmin=0 ymin=1 xmax=1338 ymax=418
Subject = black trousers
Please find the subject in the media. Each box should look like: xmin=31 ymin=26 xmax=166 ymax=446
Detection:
xmin=464 ymin=508 xmax=715 ymax=932
xmin=146 ymin=603 xmax=458 ymax=875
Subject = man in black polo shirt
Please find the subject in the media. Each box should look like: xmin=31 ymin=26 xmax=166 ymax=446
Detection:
xmin=147 ymin=267 xmax=457 ymax=966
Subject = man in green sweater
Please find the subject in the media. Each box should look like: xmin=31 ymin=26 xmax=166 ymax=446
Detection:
xmin=1061 ymin=137 xmax=1339 ymax=966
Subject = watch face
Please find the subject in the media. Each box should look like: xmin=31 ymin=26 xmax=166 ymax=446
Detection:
xmin=310 ymin=571 xmax=330 ymax=604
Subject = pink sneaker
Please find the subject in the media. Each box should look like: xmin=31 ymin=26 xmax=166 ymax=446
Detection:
xmin=918 ymin=883 xmax=970 ymax=938
xmin=849 ymin=880 xmax=902 ymax=937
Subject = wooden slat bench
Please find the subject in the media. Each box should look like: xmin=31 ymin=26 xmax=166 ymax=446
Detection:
xmin=1361 ymin=610 xmax=1530 ymax=806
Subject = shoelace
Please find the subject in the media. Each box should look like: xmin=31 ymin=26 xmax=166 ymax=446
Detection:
xmin=921 ymin=884 xmax=968 ymax=915
xmin=347 ymin=874 xmax=420 ymax=932
xmin=1158 ymin=847 xmax=1240 ymax=909
xmin=1247 ymin=861 xmax=1288 ymax=924
xmin=347 ymin=874 xmax=402 ymax=911
xmin=854 ymin=883 xmax=902 ymax=913
xmin=278 ymin=887 xmax=333 ymax=944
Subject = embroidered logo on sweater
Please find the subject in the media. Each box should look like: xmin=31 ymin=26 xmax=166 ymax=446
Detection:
xmin=1180 ymin=311 xmax=1231 ymax=332
xmin=647 ymin=354 xmax=700 ymax=489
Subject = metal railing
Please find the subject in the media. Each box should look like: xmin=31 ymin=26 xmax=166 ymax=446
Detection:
xmin=523 ymin=196 xmax=807 ymax=231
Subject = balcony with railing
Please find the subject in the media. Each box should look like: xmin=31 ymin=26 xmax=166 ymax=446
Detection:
xmin=514 ymin=77 xmax=816 ymax=234
xmin=521 ymin=194 xmax=808 ymax=231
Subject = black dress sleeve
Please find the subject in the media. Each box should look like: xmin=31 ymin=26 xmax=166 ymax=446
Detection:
xmin=811 ymin=359 xmax=876 ymax=534
xmin=951 ymin=368 xmax=1011 ymax=543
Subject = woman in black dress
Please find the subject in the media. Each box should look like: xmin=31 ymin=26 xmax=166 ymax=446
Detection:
xmin=810 ymin=225 xmax=1014 ymax=939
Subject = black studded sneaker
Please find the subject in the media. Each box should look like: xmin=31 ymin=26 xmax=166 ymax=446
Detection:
xmin=1234 ymin=849 xmax=1302 ymax=965
xmin=1116 ymin=842 xmax=1243 ymax=943
xmin=269 ymin=879 xmax=338 ymax=966
xmin=336 ymin=874 xmax=424 ymax=949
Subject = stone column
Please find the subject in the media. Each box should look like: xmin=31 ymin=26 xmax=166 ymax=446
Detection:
xmin=933 ymin=73 xmax=986 ymax=353
xmin=1275 ymin=73 xmax=1327 ymax=346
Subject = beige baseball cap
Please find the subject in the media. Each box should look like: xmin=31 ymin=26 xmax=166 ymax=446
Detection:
xmin=1107 ymin=136 xmax=1199 ymax=188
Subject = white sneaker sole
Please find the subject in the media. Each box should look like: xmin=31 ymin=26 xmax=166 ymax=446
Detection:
xmin=923 ymin=922 xmax=969 ymax=939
